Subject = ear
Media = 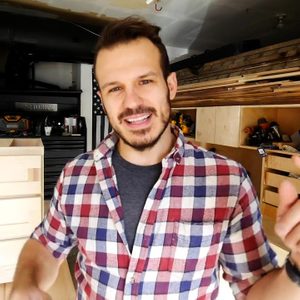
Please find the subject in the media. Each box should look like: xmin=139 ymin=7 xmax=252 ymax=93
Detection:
xmin=166 ymin=72 xmax=178 ymax=100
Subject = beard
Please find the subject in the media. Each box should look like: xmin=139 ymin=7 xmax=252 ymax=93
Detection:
xmin=118 ymin=112 xmax=171 ymax=151
xmin=107 ymin=93 xmax=172 ymax=151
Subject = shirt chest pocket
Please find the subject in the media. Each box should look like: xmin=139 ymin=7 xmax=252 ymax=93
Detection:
xmin=148 ymin=221 xmax=223 ymax=273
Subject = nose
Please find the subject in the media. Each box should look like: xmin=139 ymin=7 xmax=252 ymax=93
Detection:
xmin=123 ymin=86 xmax=143 ymax=108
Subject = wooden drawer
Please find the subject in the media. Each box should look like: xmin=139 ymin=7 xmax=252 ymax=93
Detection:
xmin=0 ymin=155 xmax=42 ymax=198
xmin=265 ymin=154 xmax=300 ymax=174
xmin=0 ymin=238 xmax=27 ymax=283
xmin=0 ymin=197 xmax=41 ymax=240
xmin=265 ymin=172 xmax=300 ymax=193
xmin=0 ymin=156 xmax=41 ymax=183
xmin=263 ymin=190 xmax=279 ymax=206
xmin=0 ymin=182 xmax=41 ymax=198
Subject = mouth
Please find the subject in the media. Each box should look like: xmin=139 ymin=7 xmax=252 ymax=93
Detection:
xmin=124 ymin=113 xmax=152 ymax=128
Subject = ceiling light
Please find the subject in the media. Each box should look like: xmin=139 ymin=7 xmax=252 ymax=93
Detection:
xmin=146 ymin=0 xmax=154 ymax=4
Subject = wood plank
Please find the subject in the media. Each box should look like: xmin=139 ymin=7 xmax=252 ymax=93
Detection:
xmin=232 ymin=81 xmax=288 ymax=90
xmin=281 ymin=80 xmax=300 ymax=86
xmin=241 ymin=70 xmax=300 ymax=83
xmin=244 ymin=67 xmax=300 ymax=78
xmin=273 ymin=86 xmax=300 ymax=93
xmin=177 ymin=77 xmax=241 ymax=92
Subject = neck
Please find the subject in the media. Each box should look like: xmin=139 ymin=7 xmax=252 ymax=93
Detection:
xmin=117 ymin=125 xmax=176 ymax=166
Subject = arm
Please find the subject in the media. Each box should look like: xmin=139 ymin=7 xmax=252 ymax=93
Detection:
xmin=9 ymin=239 xmax=63 ymax=300
xmin=246 ymin=155 xmax=300 ymax=300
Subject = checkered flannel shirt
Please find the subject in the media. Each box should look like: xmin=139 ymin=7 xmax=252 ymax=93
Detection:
xmin=32 ymin=129 xmax=278 ymax=299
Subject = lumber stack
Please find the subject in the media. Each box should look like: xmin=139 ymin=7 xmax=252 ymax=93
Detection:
xmin=176 ymin=38 xmax=300 ymax=86
xmin=172 ymin=67 xmax=300 ymax=108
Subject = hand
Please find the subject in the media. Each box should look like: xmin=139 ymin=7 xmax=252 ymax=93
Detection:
xmin=275 ymin=155 xmax=300 ymax=266
xmin=9 ymin=286 xmax=52 ymax=300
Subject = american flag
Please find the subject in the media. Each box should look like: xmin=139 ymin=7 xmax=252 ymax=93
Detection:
xmin=92 ymin=70 xmax=111 ymax=148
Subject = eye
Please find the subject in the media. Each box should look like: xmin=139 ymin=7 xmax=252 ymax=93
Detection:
xmin=108 ymin=86 xmax=122 ymax=93
xmin=140 ymin=79 xmax=152 ymax=85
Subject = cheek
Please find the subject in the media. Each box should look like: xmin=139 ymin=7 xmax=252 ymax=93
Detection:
xmin=103 ymin=101 xmax=118 ymax=117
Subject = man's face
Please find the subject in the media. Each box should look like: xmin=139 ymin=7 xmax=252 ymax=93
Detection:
xmin=95 ymin=38 xmax=177 ymax=151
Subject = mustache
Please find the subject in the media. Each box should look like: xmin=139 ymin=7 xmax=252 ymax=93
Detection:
xmin=118 ymin=105 xmax=157 ymax=121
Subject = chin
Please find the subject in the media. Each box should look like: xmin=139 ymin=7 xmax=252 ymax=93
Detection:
xmin=123 ymin=134 xmax=159 ymax=151
xmin=120 ymin=126 xmax=167 ymax=151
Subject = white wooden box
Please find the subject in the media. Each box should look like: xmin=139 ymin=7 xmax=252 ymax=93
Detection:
xmin=0 ymin=139 xmax=44 ymax=283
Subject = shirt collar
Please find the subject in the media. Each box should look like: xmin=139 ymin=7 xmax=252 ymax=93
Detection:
xmin=93 ymin=126 xmax=186 ymax=163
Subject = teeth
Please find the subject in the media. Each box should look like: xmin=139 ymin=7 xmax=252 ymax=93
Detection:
xmin=127 ymin=114 xmax=150 ymax=123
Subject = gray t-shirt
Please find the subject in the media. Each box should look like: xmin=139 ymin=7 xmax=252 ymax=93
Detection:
xmin=112 ymin=150 xmax=162 ymax=252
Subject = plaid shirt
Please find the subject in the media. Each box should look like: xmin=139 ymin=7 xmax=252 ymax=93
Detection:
xmin=32 ymin=129 xmax=278 ymax=300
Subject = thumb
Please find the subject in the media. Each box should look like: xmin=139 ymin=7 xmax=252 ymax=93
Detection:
xmin=292 ymin=154 xmax=300 ymax=168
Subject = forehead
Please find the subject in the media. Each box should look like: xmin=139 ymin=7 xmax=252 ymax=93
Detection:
xmin=95 ymin=38 xmax=162 ymax=82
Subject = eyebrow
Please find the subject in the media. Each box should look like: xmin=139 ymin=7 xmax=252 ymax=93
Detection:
xmin=139 ymin=71 xmax=157 ymax=79
xmin=100 ymin=71 xmax=158 ymax=90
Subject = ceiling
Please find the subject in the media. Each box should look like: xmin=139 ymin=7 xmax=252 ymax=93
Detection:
xmin=1 ymin=0 xmax=300 ymax=62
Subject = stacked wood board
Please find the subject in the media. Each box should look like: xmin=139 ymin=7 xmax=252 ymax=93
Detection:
xmin=176 ymin=38 xmax=300 ymax=86
xmin=0 ymin=139 xmax=44 ymax=283
xmin=173 ymin=67 xmax=300 ymax=108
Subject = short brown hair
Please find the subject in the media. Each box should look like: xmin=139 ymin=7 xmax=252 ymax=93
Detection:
xmin=94 ymin=16 xmax=170 ymax=79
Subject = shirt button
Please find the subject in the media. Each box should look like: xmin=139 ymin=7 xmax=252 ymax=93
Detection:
xmin=175 ymin=155 xmax=181 ymax=163
xmin=130 ymin=276 xmax=135 ymax=284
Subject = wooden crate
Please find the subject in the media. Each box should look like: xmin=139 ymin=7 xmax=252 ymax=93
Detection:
xmin=0 ymin=139 xmax=44 ymax=284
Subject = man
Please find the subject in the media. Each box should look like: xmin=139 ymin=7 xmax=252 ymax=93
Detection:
xmin=10 ymin=17 xmax=300 ymax=300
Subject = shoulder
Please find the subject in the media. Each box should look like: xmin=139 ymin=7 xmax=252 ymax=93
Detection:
xmin=63 ymin=150 xmax=96 ymax=177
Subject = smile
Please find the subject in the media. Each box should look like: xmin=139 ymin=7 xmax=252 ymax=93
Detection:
xmin=125 ymin=113 xmax=151 ymax=124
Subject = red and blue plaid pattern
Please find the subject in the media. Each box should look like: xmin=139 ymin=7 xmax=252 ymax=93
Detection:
xmin=32 ymin=129 xmax=278 ymax=299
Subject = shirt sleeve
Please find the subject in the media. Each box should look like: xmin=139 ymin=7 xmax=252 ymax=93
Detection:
xmin=219 ymin=167 xmax=279 ymax=299
xmin=31 ymin=167 xmax=77 ymax=259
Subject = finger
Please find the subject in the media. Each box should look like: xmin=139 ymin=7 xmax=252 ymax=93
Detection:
xmin=276 ymin=179 xmax=298 ymax=221
xmin=280 ymin=220 xmax=300 ymax=252
xmin=275 ymin=200 xmax=300 ymax=238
